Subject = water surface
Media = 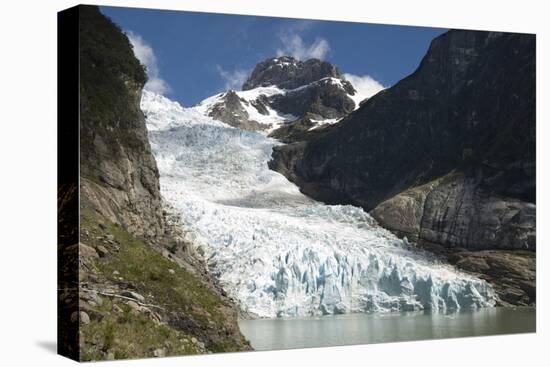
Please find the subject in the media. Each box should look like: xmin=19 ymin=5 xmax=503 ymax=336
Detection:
xmin=239 ymin=307 xmax=535 ymax=351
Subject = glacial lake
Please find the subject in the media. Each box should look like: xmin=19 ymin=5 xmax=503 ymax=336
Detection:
xmin=239 ymin=307 xmax=535 ymax=351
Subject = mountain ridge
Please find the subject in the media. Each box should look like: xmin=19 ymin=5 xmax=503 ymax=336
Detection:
xmin=138 ymin=30 xmax=535 ymax=307
xmin=268 ymin=29 xmax=536 ymax=305
xmin=195 ymin=56 xmax=368 ymax=133
xmin=242 ymin=56 xmax=355 ymax=92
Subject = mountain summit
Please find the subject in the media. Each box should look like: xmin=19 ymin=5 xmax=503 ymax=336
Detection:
xmin=194 ymin=56 xmax=366 ymax=134
xmin=242 ymin=56 xmax=355 ymax=93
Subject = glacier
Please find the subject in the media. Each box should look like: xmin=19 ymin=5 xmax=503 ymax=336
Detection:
xmin=142 ymin=90 xmax=497 ymax=318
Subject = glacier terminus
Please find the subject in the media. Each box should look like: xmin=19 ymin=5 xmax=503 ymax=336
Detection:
xmin=142 ymin=89 xmax=496 ymax=318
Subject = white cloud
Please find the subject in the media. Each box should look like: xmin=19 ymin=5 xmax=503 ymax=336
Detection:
xmin=276 ymin=33 xmax=330 ymax=61
xmin=127 ymin=31 xmax=171 ymax=95
xmin=216 ymin=65 xmax=250 ymax=91
xmin=344 ymin=73 xmax=385 ymax=102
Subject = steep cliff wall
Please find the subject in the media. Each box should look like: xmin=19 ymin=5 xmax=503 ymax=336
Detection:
xmin=269 ymin=30 xmax=536 ymax=305
xmin=79 ymin=5 xmax=164 ymax=239
xmin=74 ymin=6 xmax=250 ymax=360
xmin=270 ymin=30 xmax=535 ymax=252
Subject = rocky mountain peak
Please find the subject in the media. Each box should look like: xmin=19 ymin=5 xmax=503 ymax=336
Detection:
xmin=242 ymin=56 xmax=354 ymax=93
xmin=207 ymin=90 xmax=268 ymax=131
xmin=195 ymin=57 xmax=361 ymax=132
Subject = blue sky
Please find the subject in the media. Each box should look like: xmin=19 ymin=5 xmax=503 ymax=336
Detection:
xmin=101 ymin=6 xmax=446 ymax=106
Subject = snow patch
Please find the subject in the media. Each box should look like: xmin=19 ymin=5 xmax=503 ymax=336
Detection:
xmin=307 ymin=117 xmax=342 ymax=131
xmin=193 ymin=86 xmax=296 ymax=133
xmin=344 ymin=73 xmax=386 ymax=110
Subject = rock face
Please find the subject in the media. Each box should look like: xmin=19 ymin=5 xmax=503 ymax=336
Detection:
xmin=243 ymin=56 xmax=352 ymax=91
xmin=269 ymin=77 xmax=356 ymax=119
xmin=75 ymin=6 xmax=251 ymax=360
xmin=207 ymin=90 xmax=267 ymax=131
xmin=245 ymin=56 xmax=357 ymax=119
xmin=269 ymin=113 xmax=339 ymax=143
xmin=270 ymin=30 xmax=535 ymax=253
xmin=79 ymin=5 xmax=164 ymax=239
xmin=198 ymin=56 xmax=360 ymax=131
xmin=449 ymin=249 xmax=535 ymax=306
xmin=371 ymin=172 xmax=536 ymax=251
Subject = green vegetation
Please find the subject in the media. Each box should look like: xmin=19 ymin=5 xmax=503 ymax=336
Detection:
xmin=79 ymin=5 xmax=146 ymax=126
xmin=75 ymin=6 xmax=250 ymax=360
xmin=80 ymin=298 xmax=200 ymax=360
xmin=81 ymin=210 xmax=227 ymax=325
xmin=79 ymin=208 xmax=250 ymax=360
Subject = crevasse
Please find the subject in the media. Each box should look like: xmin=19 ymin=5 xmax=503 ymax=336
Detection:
xmin=142 ymin=90 xmax=497 ymax=318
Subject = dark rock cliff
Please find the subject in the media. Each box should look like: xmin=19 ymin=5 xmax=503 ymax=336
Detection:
xmin=269 ymin=76 xmax=356 ymax=119
xmin=75 ymin=6 xmax=250 ymax=360
xmin=79 ymin=5 xmax=164 ymax=239
xmin=271 ymin=30 xmax=535 ymax=249
xmin=243 ymin=56 xmax=353 ymax=91
xmin=269 ymin=30 xmax=536 ymax=304
xmin=208 ymin=90 xmax=267 ymax=131
xmin=269 ymin=113 xmax=340 ymax=143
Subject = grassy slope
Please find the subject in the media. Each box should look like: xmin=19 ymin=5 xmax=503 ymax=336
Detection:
xmin=79 ymin=208 xmax=250 ymax=360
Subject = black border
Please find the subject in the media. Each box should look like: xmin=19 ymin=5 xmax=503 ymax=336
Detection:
xmin=57 ymin=4 xmax=80 ymax=361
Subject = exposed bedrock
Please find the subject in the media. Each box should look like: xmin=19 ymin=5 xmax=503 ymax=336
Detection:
xmin=269 ymin=30 xmax=536 ymax=305
xmin=79 ymin=5 xmax=164 ymax=239
xmin=242 ymin=56 xmax=354 ymax=92
xmin=74 ymin=6 xmax=251 ymax=359
xmin=204 ymin=57 xmax=359 ymax=130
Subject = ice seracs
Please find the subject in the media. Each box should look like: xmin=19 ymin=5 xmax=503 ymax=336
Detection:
xmin=143 ymin=90 xmax=227 ymax=131
xmin=141 ymin=91 xmax=497 ymax=318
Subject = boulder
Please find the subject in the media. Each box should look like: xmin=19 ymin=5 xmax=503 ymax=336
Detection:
xmin=153 ymin=348 xmax=166 ymax=357
xmin=80 ymin=311 xmax=91 ymax=325
xmin=121 ymin=291 xmax=145 ymax=302
xmin=79 ymin=243 xmax=99 ymax=259
xmin=95 ymin=245 xmax=109 ymax=257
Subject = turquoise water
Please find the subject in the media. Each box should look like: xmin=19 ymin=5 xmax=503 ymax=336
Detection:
xmin=239 ymin=307 xmax=536 ymax=351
